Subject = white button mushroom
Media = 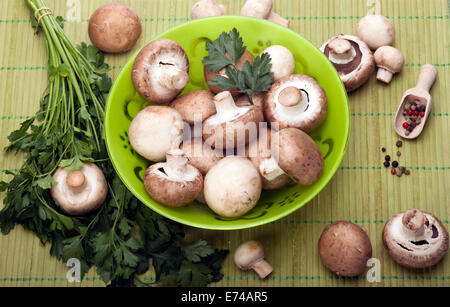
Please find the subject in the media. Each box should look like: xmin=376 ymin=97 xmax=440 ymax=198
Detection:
xmin=241 ymin=0 xmax=290 ymax=28
xmin=51 ymin=163 xmax=107 ymax=216
xmin=320 ymin=35 xmax=375 ymax=92
xmin=204 ymin=156 xmax=262 ymax=218
xmin=180 ymin=138 xmax=222 ymax=175
xmin=132 ymin=39 xmax=189 ymax=104
xmin=261 ymin=45 xmax=295 ymax=81
xmin=234 ymin=241 xmax=273 ymax=279
xmin=264 ymin=74 xmax=327 ymax=133
xmin=203 ymin=91 xmax=264 ymax=150
xmin=383 ymin=209 xmax=449 ymax=269
xmin=357 ymin=14 xmax=395 ymax=50
xmin=191 ymin=0 xmax=227 ymax=19
xmin=169 ymin=90 xmax=217 ymax=125
xmin=128 ymin=106 xmax=184 ymax=162
xmin=143 ymin=149 xmax=203 ymax=207
xmin=374 ymin=46 xmax=405 ymax=84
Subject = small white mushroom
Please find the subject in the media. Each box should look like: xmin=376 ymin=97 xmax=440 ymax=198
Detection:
xmin=191 ymin=0 xmax=227 ymax=19
xmin=204 ymin=156 xmax=262 ymax=218
xmin=143 ymin=149 xmax=203 ymax=207
xmin=357 ymin=14 xmax=395 ymax=50
xmin=169 ymin=90 xmax=216 ymax=125
xmin=132 ymin=39 xmax=189 ymax=104
xmin=234 ymin=241 xmax=273 ymax=279
xmin=374 ymin=46 xmax=405 ymax=84
xmin=51 ymin=163 xmax=107 ymax=216
xmin=128 ymin=106 xmax=184 ymax=162
xmin=261 ymin=45 xmax=295 ymax=81
xmin=241 ymin=0 xmax=289 ymax=27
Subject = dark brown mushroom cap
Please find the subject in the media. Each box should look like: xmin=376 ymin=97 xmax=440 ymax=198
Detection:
xmin=180 ymin=138 xmax=223 ymax=175
xmin=132 ymin=39 xmax=189 ymax=104
xmin=169 ymin=90 xmax=216 ymax=124
xmin=383 ymin=210 xmax=449 ymax=269
xmin=264 ymin=74 xmax=328 ymax=133
xmin=319 ymin=221 xmax=373 ymax=277
xmin=277 ymin=128 xmax=324 ymax=186
xmin=320 ymin=34 xmax=375 ymax=92
xmin=88 ymin=2 xmax=142 ymax=54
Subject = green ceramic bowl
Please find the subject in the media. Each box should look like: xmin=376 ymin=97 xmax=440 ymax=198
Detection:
xmin=105 ymin=16 xmax=350 ymax=230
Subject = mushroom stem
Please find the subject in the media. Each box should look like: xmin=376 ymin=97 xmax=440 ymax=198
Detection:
xmin=213 ymin=91 xmax=243 ymax=118
xmin=164 ymin=149 xmax=191 ymax=179
xmin=278 ymin=86 xmax=303 ymax=107
xmin=402 ymin=209 xmax=426 ymax=234
xmin=376 ymin=68 xmax=394 ymax=84
xmin=159 ymin=66 xmax=189 ymax=91
xmin=66 ymin=170 xmax=86 ymax=189
xmin=252 ymin=259 xmax=273 ymax=279
xmin=267 ymin=11 xmax=290 ymax=27
xmin=328 ymin=38 xmax=356 ymax=64
xmin=259 ymin=157 xmax=286 ymax=182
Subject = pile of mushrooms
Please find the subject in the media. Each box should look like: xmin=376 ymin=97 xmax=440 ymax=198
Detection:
xmin=320 ymin=14 xmax=405 ymax=91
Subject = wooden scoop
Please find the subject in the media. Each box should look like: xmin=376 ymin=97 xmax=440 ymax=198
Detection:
xmin=394 ymin=64 xmax=438 ymax=139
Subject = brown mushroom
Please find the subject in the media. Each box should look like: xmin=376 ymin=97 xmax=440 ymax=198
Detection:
xmin=143 ymin=149 xmax=203 ymax=207
xmin=203 ymin=91 xmax=264 ymax=150
xmin=191 ymin=0 xmax=227 ymax=19
xmin=169 ymin=90 xmax=216 ymax=125
xmin=234 ymin=241 xmax=273 ymax=279
xmin=374 ymin=46 xmax=405 ymax=84
xmin=357 ymin=15 xmax=395 ymax=50
xmin=264 ymin=74 xmax=327 ymax=133
xmin=180 ymin=138 xmax=222 ymax=175
xmin=240 ymin=0 xmax=290 ymax=28
xmin=88 ymin=2 xmax=142 ymax=54
xmin=51 ymin=163 xmax=107 ymax=216
xmin=319 ymin=221 xmax=373 ymax=277
xmin=132 ymin=39 xmax=189 ymax=104
xmin=320 ymin=35 xmax=375 ymax=92
xmin=383 ymin=209 xmax=449 ymax=269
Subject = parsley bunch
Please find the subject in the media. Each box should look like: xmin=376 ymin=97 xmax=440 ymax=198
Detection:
xmin=0 ymin=0 xmax=227 ymax=287
xmin=202 ymin=28 xmax=274 ymax=102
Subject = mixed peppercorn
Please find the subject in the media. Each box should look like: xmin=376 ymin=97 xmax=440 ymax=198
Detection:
xmin=402 ymin=101 xmax=426 ymax=135
xmin=382 ymin=141 xmax=411 ymax=177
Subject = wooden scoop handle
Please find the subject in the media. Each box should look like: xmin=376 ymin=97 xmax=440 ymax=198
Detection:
xmin=416 ymin=64 xmax=438 ymax=92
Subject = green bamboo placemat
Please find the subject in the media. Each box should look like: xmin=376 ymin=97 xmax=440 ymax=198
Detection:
xmin=0 ymin=0 xmax=449 ymax=287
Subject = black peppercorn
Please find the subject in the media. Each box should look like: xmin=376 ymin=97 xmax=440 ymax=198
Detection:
xmin=385 ymin=155 xmax=391 ymax=162
xmin=383 ymin=161 xmax=390 ymax=168
xmin=392 ymin=161 xmax=399 ymax=168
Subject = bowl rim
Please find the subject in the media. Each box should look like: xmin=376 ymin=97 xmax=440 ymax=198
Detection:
xmin=105 ymin=16 xmax=350 ymax=230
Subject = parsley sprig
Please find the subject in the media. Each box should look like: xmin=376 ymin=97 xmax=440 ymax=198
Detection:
xmin=202 ymin=28 xmax=274 ymax=102
xmin=0 ymin=0 xmax=227 ymax=287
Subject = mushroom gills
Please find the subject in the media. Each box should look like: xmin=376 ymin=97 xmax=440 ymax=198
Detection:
xmin=157 ymin=150 xmax=199 ymax=182
xmin=275 ymin=82 xmax=317 ymax=123
xmin=324 ymin=39 xmax=363 ymax=75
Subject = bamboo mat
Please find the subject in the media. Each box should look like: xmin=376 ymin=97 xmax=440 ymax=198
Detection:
xmin=0 ymin=0 xmax=449 ymax=287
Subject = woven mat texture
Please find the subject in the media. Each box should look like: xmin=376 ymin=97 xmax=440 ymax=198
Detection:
xmin=0 ymin=0 xmax=449 ymax=287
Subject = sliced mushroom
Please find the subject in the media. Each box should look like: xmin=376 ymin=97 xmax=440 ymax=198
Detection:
xmin=203 ymin=91 xmax=264 ymax=150
xmin=128 ymin=106 xmax=184 ymax=162
xmin=357 ymin=14 xmax=395 ymax=50
xmin=277 ymin=128 xmax=324 ymax=186
xmin=234 ymin=241 xmax=273 ymax=279
xmin=320 ymin=35 xmax=375 ymax=92
xmin=51 ymin=163 xmax=107 ymax=216
xmin=191 ymin=0 xmax=227 ymax=19
xmin=264 ymin=74 xmax=327 ymax=133
xmin=319 ymin=221 xmax=373 ymax=277
xmin=180 ymin=138 xmax=222 ymax=175
xmin=169 ymin=90 xmax=216 ymax=125
xmin=241 ymin=0 xmax=290 ymax=27
xmin=132 ymin=39 xmax=189 ymax=104
xmin=261 ymin=45 xmax=295 ymax=81
xmin=383 ymin=209 xmax=449 ymax=269
xmin=248 ymin=127 xmax=291 ymax=190
xmin=374 ymin=46 xmax=405 ymax=84
xmin=204 ymin=156 xmax=262 ymax=218
xmin=144 ymin=149 xmax=203 ymax=207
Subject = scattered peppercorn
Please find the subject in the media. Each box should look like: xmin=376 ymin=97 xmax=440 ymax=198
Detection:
xmin=397 ymin=151 xmax=401 ymax=157
xmin=385 ymin=155 xmax=391 ymax=162
xmin=384 ymin=161 xmax=390 ymax=168
xmin=396 ymin=141 xmax=403 ymax=147
xmin=392 ymin=161 xmax=399 ymax=168
xmin=381 ymin=147 xmax=386 ymax=152
xmin=391 ymin=169 xmax=397 ymax=175
xmin=405 ymin=170 xmax=411 ymax=175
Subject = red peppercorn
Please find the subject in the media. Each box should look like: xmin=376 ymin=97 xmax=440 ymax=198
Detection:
xmin=407 ymin=109 xmax=413 ymax=115
xmin=411 ymin=118 xmax=415 ymax=122
xmin=414 ymin=110 xmax=420 ymax=116
xmin=391 ymin=169 xmax=397 ymax=175
xmin=402 ymin=122 xmax=409 ymax=129
xmin=420 ymin=112 xmax=425 ymax=117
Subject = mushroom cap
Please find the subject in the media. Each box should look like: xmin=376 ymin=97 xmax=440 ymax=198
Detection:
xmin=51 ymin=163 xmax=107 ymax=216
xmin=357 ymin=14 xmax=395 ymax=50
xmin=277 ymin=128 xmax=324 ymax=186
xmin=169 ymin=90 xmax=216 ymax=125
xmin=203 ymin=92 xmax=264 ymax=150
xmin=264 ymin=74 xmax=328 ymax=132
xmin=88 ymin=2 xmax=142 ymax=54
xmin=261 ymin=45 xmax=296 ymax=81
xmin=319 ymin=221 xmax=373 ymax=277
xmin=204 ymin=50 xmax=255 ymax=96
xmin=191 ymin=0 xmax=226 ymax=19
xmin=204 ymin=156 xmax=262 ymax=218
xmin=180 ymin=138 xmax=223 ymax=175
xmin=383 ymin=210 xmax=449 ymax=269
xmin=234 ymin=240 xmax=266 ymax=269
xmin=320 ymin=35 xmax=375 ymax=92
xmin=132 ymin=39 xmax=189 ymax=104
xmin=128 ymin=106 xmax=184 ymax=162
xmin=374 ymin=46 xmax=405 ymax=73
xmin=144 ymin=150 xmax=203 ymax=207
xmin=241 ymin=0 xmax=273 ymax=19
xmin=248 ymin=128 xmax=292 ymax=190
